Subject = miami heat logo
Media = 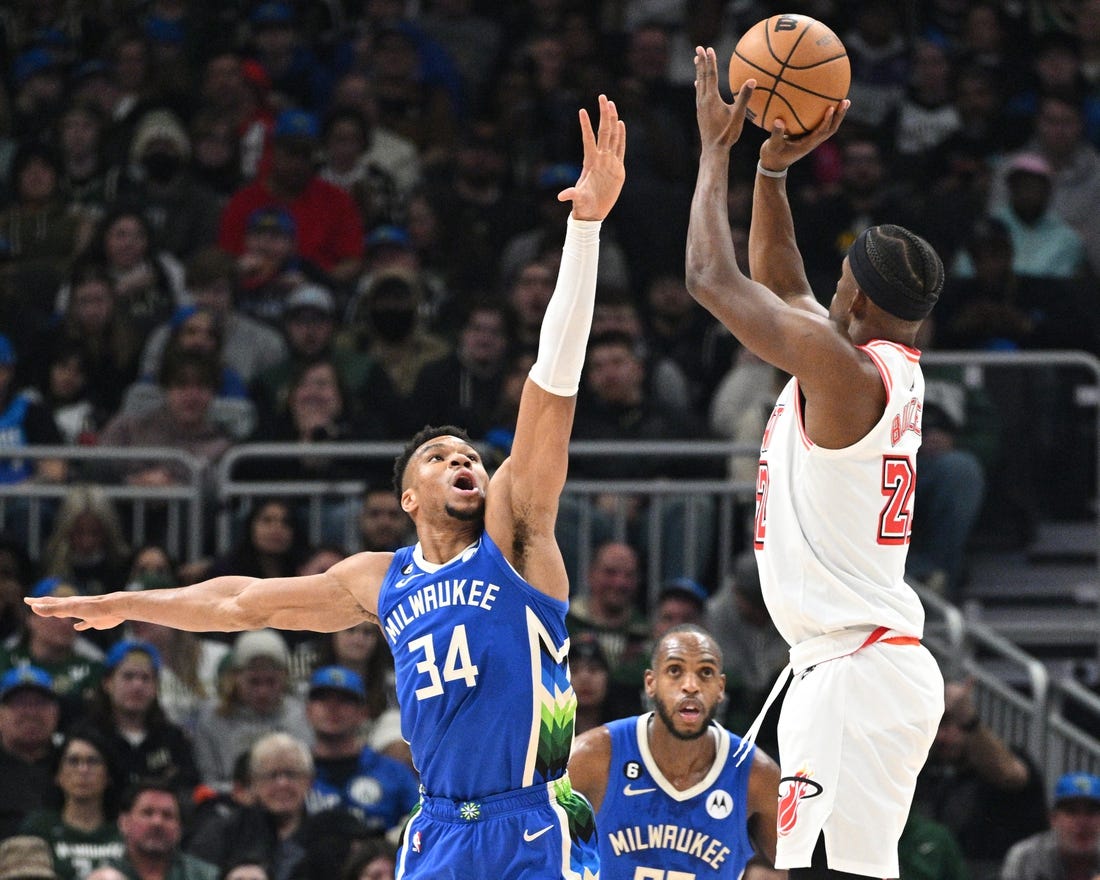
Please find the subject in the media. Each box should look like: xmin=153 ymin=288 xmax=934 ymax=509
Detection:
xmin=777 ymin=771 xmax=823 ymax=836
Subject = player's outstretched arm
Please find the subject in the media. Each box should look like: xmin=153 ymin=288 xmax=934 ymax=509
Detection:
xmin=687 ymin=46 xmax=856 ymax=383
xmin=26 ymin=551 xmax=387 ymax=633
xmin=567 ymin=724 xmax=612 ymax=814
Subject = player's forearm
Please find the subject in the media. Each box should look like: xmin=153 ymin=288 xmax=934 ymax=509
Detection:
xmin=92 ymin=576 xmax=265 ymax=631
xmin=749 ymin=169 xmax=813 ymax=303
xmin=528 ymin=215 xmax=601 ymax=397
xmin=686 ymin=149 xmax=745 ymax=314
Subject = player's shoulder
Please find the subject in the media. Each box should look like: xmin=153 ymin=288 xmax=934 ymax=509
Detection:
xmin=570 ymin=723 xmax=614 ymax=775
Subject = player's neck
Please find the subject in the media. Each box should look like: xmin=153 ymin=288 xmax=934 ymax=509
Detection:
xmin=648 ymin=714 xmax=717 ymax=788
xmin=415 ymin=526 xmax=481 ymax=566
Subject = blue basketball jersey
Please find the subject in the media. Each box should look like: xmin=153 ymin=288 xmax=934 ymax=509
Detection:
xmin=597 ymin=714 xmax=757 ymax=880
xmin=377 ymin=533 xmax=575 ymax=800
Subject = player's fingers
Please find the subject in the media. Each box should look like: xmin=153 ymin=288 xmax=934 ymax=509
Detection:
xmin=694 ymin=46 xmax=713 ymax=92
xmin=597 ymin=95 xmax=617 ymax=149
xmin=732 ymin=79 xmax=755 ymax=112
xmin=578 ymin=107 xmax=596 ymax=156
xmin=615 ymin=119 xmax=627 ymax=162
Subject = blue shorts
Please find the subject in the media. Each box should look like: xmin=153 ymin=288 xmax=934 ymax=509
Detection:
xmin=396 ymin=775 xmax=599 ymax=879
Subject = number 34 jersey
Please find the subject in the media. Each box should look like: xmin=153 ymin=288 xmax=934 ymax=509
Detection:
xmin=377 ymin=532 xmax=574 ymax=800
xmin=755 ymin=339 xmax=927 ymax=647
xmin=597 ymin=714 xmax=756 ymax=880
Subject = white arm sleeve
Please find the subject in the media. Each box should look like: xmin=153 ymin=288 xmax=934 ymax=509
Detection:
xmin=528 ymin=215 xmax=602 ymax=396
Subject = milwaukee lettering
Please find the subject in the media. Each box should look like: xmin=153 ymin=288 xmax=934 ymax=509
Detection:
xmin=384 ymin=579 xmax=500 ymax=643
xmin=606 ymin=824 xmax=730 ymax=870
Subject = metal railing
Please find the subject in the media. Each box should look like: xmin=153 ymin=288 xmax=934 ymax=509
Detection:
xmin=0 ymin=446 xmax=206 ymax=561
xmin=917 ymin=581 xmax=1100 ymax=787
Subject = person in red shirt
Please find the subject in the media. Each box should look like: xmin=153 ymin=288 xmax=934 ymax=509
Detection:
xmin=218 ymin=109 xmax=364 ymax=287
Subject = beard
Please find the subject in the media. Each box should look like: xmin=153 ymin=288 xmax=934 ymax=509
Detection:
xmin=653 ymin=696 xmax=720 ymax=741
xmin=444 ymin=502 xmax=484 ymax=523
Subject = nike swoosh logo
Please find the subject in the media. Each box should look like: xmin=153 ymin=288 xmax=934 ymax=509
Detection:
xmin=395 ymin=573 xmax=423 ymax=588
xmin=523 ymin=825 xmax=553 ymax=842
xmin=623 ymin=785 xmax=656 ymax=796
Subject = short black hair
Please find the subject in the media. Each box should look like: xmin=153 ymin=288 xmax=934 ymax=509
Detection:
xmin=392 ymin=424 xmax=473 ymax=503
xmin=650 ymin=623 xmax=722 ymax=669
xmin=119 ymin=778 xmax=179 ymax=814
xmin=158 ymin=348 xmax=220 ymax=390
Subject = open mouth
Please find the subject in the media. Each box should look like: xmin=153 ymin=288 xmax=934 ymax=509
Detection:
xmin=677 ymin=701 xmax=703 ymax=722
xmin=452 ymin=472 xmax=478 ymax=493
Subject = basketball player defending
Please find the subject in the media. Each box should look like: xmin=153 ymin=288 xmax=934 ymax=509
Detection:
xmin=27 ymin=94 xmax=627 ymax=880
xmin=686 ymin=47 xmax=945 ymax=880
xmin=569 ymin=624 xmax=780 ymax=880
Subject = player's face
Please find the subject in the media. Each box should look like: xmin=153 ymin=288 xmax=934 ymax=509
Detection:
xmin=645 ymin=632 xmax=725 ymax=741
xmin=405 ymin=435 xmax=488 ymax=523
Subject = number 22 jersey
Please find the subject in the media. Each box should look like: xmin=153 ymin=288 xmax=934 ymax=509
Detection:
xmin=755 ymin=339 xmax=927 ymax=648
xmin=377 ymin=532 xmax=574 ymax=799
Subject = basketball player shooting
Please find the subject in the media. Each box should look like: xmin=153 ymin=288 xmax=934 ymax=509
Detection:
xmin=27 ymin=94 xmax=627 ymax=880
xmin=686 ymin=46 xmax=946 ymax=880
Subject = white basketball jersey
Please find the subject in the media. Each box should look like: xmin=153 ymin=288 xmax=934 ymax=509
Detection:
xmin=754 ymin=340 xmax=926 ymax=647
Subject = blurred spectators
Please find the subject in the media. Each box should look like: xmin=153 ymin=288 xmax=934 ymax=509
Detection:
xmin=40 ymin=484 xmax=131 ymax=596
xmin=21 ymin=729 xmax=125 ymax=880
xmin=291 ymin=622 xmax=404 ymax=767
xmin=303 ymin=665 xmax=418 ymax=835
xmin=218 ymin=109 xmax=363 ymax=288
xmin=75 ymin=639 xmax=199 ymax=795
xmin=0 ymin=665 xmax=62 ymax=838
xmin=1001 ymin=772 xmax=1100 ymax=880
xmin=109 ymin=781 xmax=217 ymax=880
xmin=192 ymin=629 xmax=311 ymax=789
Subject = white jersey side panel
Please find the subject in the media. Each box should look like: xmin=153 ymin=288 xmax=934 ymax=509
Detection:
xmin=755 ymin=340 xmax=926 ymax=647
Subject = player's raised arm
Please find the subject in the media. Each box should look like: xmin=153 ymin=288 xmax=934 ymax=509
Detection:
xmin=26 ymin=551 xmax=388 ymax=633
xmin=487 ymin=95 xmax=625 ymax=596
xmin=686 ymin=46 xmax=861 ymax=395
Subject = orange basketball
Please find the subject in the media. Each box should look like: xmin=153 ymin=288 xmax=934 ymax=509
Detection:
xmin=728 ymin=14 xmax=850 ymax=137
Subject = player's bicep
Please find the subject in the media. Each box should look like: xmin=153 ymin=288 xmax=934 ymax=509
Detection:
xmin=261 ymin=553 xmax=386 ymax=631
xmin=567 ymin=727 xmax=611 ymax=814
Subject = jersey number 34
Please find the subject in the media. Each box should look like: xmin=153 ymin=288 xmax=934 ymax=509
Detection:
xmin=408 ymin=625 xmax=480 ymax=701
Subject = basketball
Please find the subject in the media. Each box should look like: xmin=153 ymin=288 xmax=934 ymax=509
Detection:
xmin=728 ymin=14 xmax=850 ymax=137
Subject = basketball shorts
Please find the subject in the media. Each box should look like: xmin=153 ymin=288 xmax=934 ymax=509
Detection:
xmin=395 ymin=775 xmax=600 ymax=880
xmin=775 ymin=640 xmax=944 ymax=877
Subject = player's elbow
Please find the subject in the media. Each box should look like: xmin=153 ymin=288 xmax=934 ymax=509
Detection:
xmin=215 ymin=591 xmax=268 ymax=631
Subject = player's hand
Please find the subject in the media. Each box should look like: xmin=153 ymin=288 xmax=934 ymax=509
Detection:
xmin=560 ymin=94 xmax=626 ymax=221
xmin=694 ymin=46 xmax=754 ymax=153
xmin=24 ymin=595 xmax=126 ymax=631
xmin=759 ymin=99 xmax=849 ymax=173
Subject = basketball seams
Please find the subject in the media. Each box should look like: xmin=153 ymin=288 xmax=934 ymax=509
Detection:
xmin=762 ymin=17 xmax=813 ymax=132
xmin=729 ymin=14 xmax=850 ymax=135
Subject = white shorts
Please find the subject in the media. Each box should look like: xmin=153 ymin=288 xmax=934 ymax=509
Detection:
xmin=775 ymin=641 xmax=944 ymax=877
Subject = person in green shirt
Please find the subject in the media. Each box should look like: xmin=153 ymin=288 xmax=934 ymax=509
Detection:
xmin=1 ymin=578 xmax=105 ymax=721
xmin=22 ymin=730 xmax=125 ymax=880
xmin=899 ymin=809 xmax=971 ymax=880
xmin=108 ymin=781 xmax=217 ymax=880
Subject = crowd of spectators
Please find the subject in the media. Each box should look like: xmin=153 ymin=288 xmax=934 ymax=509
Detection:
xmin=0 ymin=0 xmax=1099 ymax=878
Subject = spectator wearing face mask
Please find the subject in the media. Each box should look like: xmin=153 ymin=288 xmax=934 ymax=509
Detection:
xmin=112 ymin=109 xmax=223 ymax=261
xmin=337 ymin=267 xmax=449 ymax=400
